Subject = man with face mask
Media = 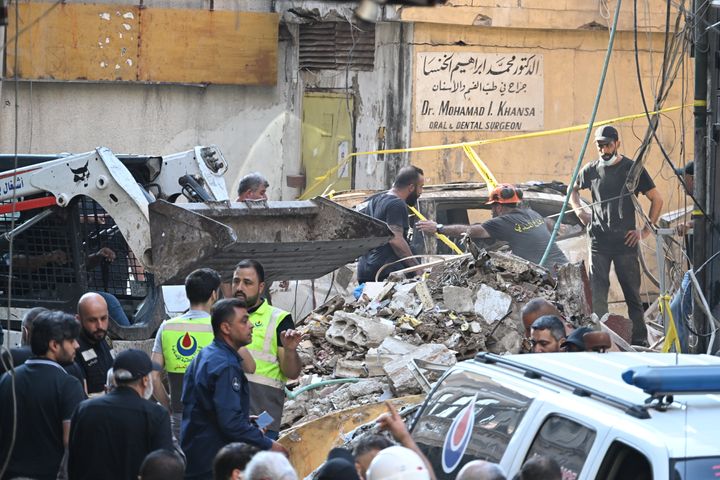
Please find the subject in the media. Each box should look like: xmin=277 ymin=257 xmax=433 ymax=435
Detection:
xmin=570 ymin=125 xmax=663 ymax=346
xmin=74 ymin=292 xmax=117 ymax=395
xmin=68 ymin=349 xmax=173 ymax=480
xmin=357 ymin=166 xmax=425 ymax=283
xmin=416 ymin=184 xmax=568 ymax=268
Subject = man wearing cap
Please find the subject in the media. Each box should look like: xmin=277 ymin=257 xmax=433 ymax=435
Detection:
xmin=417 ymin=183 xmax=568 ymax=267
xmin=68 ymin=349 xmax=173 ymax=480
xmin=560 ymin=326 xmax=593 ymax=352
xmin=181 ymin=298 xmax=288 ymax=479
xmin=570 ymin=125 xmax=663 ymax=346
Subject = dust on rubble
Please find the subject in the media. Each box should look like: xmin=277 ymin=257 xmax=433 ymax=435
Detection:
xmin=282 ymin=250 xmax=592 ymax=429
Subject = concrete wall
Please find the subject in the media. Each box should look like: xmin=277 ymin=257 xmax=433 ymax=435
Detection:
xmin=398 ymin=0 xmax=693 ymax=218
xmin=0 ymin=0 xmax=412 ymax=198
xmin=0 ymin=0 xmax=295 ymax=201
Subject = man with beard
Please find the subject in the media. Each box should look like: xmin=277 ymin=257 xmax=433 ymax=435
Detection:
xmin=416 ymin=184 xmax=568 ymax=268
xmin=74 ymin=292 xmax=116 ymax=395
xmin=232 ymin=259 xmax=302 ymax=440
xmin=0 ymin=311 xmax=85 ymax=480
xmin=68 ymin=349 xmax=173 ymax=480
xmin=570 ymin=125 xmax=663 ymax=346
xmin=357 ymin=166 xmax=425 ymax=283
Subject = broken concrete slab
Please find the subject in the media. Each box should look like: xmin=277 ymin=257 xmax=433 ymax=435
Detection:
xmin=325 ymin=311 xmax=395 ymax=351
xmin=383 ymin=343 xmax=456 ymax=396
xmin=556 ymin=261 xmax=593 ymax=322
xmin=443 ymin=286 xmax=474 ymax=313
xmin=474 ymin=284 xmax=512 ymax=324
xmin=334 ymin=359 xmax=368 ymax=378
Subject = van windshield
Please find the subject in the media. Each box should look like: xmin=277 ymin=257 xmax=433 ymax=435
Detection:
xmin=672 ymin=457 xmax=720 ymax=479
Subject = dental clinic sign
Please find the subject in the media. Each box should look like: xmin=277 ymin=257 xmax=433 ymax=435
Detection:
xmin=415 ymin=52 xmax=544 ymax=132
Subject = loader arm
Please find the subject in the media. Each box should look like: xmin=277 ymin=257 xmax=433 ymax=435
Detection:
xmin=1 ymin=147 xmax=153 ymax=266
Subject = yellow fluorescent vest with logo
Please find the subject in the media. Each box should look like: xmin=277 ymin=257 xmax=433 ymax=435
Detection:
xmin=161 ymin=316 xmax=213 ymax=373
xmin=246 ymin=300 xmax=290 ymax=390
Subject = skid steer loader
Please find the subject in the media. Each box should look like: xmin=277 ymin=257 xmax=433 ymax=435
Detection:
xmin=0 ymin=146 xmax=391 ymax=340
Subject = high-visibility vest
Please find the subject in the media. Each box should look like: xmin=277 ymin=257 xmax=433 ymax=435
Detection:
xmin=160 ymin=316 xmax=213 ymax=373
xmin=246 ymin=300 xmax=289 ymax=390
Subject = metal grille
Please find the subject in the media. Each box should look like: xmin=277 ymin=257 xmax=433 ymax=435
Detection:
xmin=0 ymin=208 xmax=77 ymax=299
xmin=299 ymin=21 xmax=375 ymax=71
xmin=0 ymin=198 xmax=152 ymax=317
xmin=77 ymin=197 xmax=149 ymax=299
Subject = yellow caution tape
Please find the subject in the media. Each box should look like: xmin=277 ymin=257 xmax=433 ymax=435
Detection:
xmin=300 ymin=103 xmax=691 ymax=200
xmin=659 ymin=294 xmax=682 ymax=353
xmin=408 ymin=205 xmax=464 ymax=255
xmin=462 ymin=145 xmax=498 ymax=193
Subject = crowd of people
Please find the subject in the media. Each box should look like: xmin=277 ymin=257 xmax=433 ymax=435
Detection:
xmin=0 ymin=127 xmax=692 ymax=479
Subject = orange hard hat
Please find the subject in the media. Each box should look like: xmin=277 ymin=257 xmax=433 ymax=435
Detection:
xmin=487 ymin=184 xmax=523 ymax=204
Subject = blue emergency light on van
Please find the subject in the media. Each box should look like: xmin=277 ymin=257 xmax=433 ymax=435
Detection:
xmin=622 ymin=365 xmax=720 ymax=396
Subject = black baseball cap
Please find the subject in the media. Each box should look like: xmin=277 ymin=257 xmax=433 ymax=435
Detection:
xmin=560 ymin=327 xmax=594 ymax=351
xmin=674 ymin=161 xmax=694 ymax=176
xmin=113 ymin=349 xmax=161 ymax=381
xmin=594 ymin=125 xmax=619 ymax=143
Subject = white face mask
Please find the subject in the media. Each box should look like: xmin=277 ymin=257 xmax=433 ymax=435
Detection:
xmin=143 ymin=376 xmax=154 ymax=400
xmin=599 ymin=153 xmax=617 ymax=166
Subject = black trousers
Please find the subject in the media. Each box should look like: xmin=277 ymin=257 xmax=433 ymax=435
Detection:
xmin=590 ymin=250 xmax=648 ymax=344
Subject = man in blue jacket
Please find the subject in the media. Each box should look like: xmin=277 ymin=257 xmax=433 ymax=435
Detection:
xmin=180 ymin=298 xmax=288 ymax=479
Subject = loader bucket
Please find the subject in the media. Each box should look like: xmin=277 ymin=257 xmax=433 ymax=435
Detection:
xmin=148 ymin=197 xmax=393 ymax=284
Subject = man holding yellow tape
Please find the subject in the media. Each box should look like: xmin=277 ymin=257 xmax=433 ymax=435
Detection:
xmin=417 ymin=183 xmax=568 ymax=268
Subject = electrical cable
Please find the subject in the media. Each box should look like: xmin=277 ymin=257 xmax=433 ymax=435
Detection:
xmin=1 ymin=0 xmax=21 ymax=473
xmin=539 ymin=0 xmax=623 ymax=267
xmin=632 ymin=0 xmax=713 ymax=230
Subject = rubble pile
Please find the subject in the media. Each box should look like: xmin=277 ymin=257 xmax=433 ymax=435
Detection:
xmin=283 ymin=251 xmax=592 ymax=428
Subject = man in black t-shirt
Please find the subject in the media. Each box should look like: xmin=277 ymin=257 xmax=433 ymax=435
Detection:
xmin=570 ymin=125 xmax=663 ymax=345
xmin=0 ymin=311 xmax=85 ymax=480
xmin=417 ymin=184 xmax=568 ymax=268
xmin=68 ymin=349 xmax=174 ymax=480
xmin=74 ymin=292 xmax=116 ymax=394
xmin=357 ymin=166 xmax=425 ymax=283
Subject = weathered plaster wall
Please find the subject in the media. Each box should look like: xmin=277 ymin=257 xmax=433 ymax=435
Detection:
xmin=0 ymin=0 xmax=303 ymax=200
xmin=405 ymin=8 xmax=692 ymax=217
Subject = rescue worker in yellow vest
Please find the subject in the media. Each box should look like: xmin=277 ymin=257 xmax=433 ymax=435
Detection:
xmin=151 ymin=268 xmax=256 ymax=440
xmin=232 ymin=259 xmax=303 ymax=440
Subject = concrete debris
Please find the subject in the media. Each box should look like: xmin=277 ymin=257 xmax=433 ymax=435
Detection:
xmin=474 ymin=284 xmax=512 ymax=323
xmin=286 ymin=251 xmax=594 ymax=429
xmin=383 ymin=343 xmax=457 ymax=396
xmin=325 ymin=311 xmax=395 ymax=351
xmin=443 ymin=286 xmax=474 ymax=313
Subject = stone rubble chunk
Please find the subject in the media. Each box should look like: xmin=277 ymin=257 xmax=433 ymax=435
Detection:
xmin=334 ymin=359 xmax=368 ymax=378
xmin=325 ymin=311 xmax=395 ymax=351
xmin=442 ymin=286 xmax=474 ymax=313
xmin=383 ymin=343 xmax=457 ymax=396
xmin=474 ymin=284 xmax=512 ymax=324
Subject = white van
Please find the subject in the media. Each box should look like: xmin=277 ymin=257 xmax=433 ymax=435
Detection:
xmin=410 ymin=352 xmax=720 ymax=480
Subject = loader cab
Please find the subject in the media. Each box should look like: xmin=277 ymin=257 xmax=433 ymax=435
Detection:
xmin=0 ymin=196 xmax=160 ymax=337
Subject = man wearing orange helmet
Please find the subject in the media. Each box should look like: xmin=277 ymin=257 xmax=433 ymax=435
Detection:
xmin=416 ymin=183 xmax=568 ymax=268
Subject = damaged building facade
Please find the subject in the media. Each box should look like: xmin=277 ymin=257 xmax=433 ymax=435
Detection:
xmin=0 ymin=0 xmax=690 ymax=207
